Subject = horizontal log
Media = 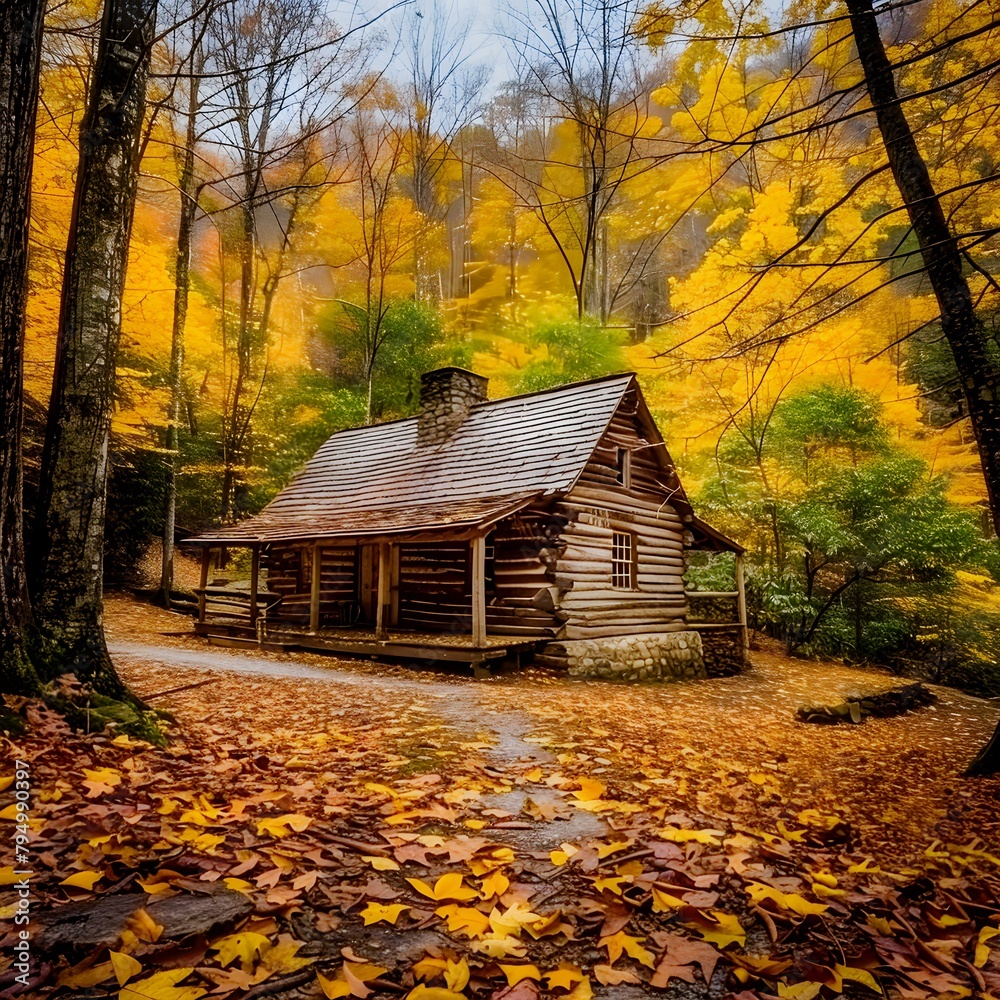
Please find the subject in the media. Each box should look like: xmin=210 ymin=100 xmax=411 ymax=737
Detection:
xmin=561 ymin=608 xmax=687 ymax=624
xmin=558 ymin=588 xmax=686 ymax=602
xmin=567 ymin=484 xmax=683 ymax=516
xmin=562 ymin=622 xmax=689 ymax=639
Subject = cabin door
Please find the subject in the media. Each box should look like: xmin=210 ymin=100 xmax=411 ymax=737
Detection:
xmin=358 ymin=544 xmax=379 ymax=623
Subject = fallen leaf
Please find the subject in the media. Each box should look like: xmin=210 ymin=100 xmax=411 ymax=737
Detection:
xmin=360 ymin=902 xmax=409 ymax=925
xmin=59 ymin=870 xmax=103 ymax=890
xmin=600 ymin=931 xmax=655 ymax=968
xmin=120 ymin=968 xmax=206 ymax=1000
xmin=110 ymin=951 xmax=143 ymax=987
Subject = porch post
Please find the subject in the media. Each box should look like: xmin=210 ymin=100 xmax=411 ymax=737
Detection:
xmin=310 ymin=540 xmax=322 ymax=632
xmin=735 ymin=551 xmax=748 ymax=652
xmin=376 ymin=542 xmax=391 ymax=639
xmin=249 ymin=544 xmax=260 ymax=629
xmin=471 ymin=534 xmax=487 ymax=646
xmin=197 ymin=547 xmax=210 ymax=622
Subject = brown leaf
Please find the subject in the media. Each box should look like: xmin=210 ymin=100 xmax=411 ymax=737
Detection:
xmin=650 ymin=933 xmax=721 ymax=987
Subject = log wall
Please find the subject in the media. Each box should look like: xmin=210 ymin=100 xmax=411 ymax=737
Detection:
xmin=397 ymin=531 xmax=560 ymax=638
xmin=546 ymin=389 xmax=690 ymax=640
xmin=263 ymin=542 xmax=358 ymax=627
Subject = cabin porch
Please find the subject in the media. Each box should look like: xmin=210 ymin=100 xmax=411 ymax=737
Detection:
xmin=188 ymin=529 xmax=555 ymax=672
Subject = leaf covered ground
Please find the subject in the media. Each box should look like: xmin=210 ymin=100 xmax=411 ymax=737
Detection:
xmin=2 ymin=595 xmax=1000 ymax=1000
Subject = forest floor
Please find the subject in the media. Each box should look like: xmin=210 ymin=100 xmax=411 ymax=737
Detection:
xmin=3 ymin=594 xmax=1000 ymax=1000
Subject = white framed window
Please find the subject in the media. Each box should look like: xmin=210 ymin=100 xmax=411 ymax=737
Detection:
xmin=615 ymin=447 xmax=631 ymax=488
xmin=612 ymin=530 xmax=636 ymax=589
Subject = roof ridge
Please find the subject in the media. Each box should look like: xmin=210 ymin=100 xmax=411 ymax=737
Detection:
xmin=308 ymin=372 xmax=637 ymax=441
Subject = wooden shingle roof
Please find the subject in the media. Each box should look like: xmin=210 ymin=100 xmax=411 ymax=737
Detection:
xmin=189 ymin=373 xmax=639 ymax=544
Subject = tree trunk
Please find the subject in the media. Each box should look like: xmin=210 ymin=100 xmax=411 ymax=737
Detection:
xmin=161 ymin=72 xmax=201 ymax=604
xmin=0 ymin=0 xmax=46 ymax=696
xmin=846 ymin=0 xmax=1000 ymax=774
xmin=31 ymin=0 xmax=157 ymax=696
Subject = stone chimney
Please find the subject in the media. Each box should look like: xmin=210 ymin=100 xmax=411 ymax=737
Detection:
xmin=417 ymin=367 xmax=488 ymax=447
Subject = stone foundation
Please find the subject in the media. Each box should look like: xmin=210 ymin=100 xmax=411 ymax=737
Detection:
xmin=538 ymin=631 xmax=707 ymax=681
xmin=696 ymin=625 xmax=746 ymax=677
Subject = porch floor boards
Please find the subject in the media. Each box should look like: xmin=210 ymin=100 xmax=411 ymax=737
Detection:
xmin=193 ymin=619 xmax=546 ymax=666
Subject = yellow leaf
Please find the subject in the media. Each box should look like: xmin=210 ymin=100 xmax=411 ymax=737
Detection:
xmin=976 ymin=926 xmax=1000 ymax=968
xmin=256 ymin=813 xmax=312 ymax=837
xmin=57 ymin=961 xmax=114 ymax=988
xmin=566 ymin=977 xmax=593 ymax=1000
xmin=406 ymin=987 xmax=466 ymax=1000
xmin=0 ymin=867 xmax=24 ymax=886
xmin=413 ymin=958 xmax=448 ymax=981
xmin=523 ymin=767 xmax=543 ymax=782
xmin=470 ymin=935 xmax=527 ymax=959
xmin=545 ymin=966 xmax=585 ymax=990
xmin=865 ymin=913 xmax=895 ymax=936
xmin=83 ymin=767 xmax=123 ymax=786
xmin=259 ymin=937 xmax=313 ymax=974
xmin=364 ymin=856 xmax=400 ymax=871
xmin=464 ymin=819 xmax=487 ymax=831
xmin=0 ymin=776 xmax=13 ymax=792
xmin=346 ymin=963 xmax=388 ymax=982
xmin=125 ymin=908 xmax=164 ymax=943
xmin=812 ymin=883 xmax=845 ymax=898
xmin=210 ymin=931 xmax=271 ymax=970
xmin=596 ymin=841 xmax=630 ymax=859
xmin=572 ymin=778 xmax=605 ymax=802
xmin=317 ymin=971 xmax=351 ymax=999
xmin=660 ymin=825 xmax=723 ymax=846
xmin=223 ymin=877 xmax=254 ymax=894
xmin=408 ymin=872 xmax=478 ymax=902
xmin=746 ymin=882 xmax=829 ymax=916
xmin=499 ymin=965 xmax=541 ymax=986
xmin=317 ymin=962 xmax=387 ymax=998
xmin=834 ymin=965 xmax=880 ymax=992
xmin=60 ymin=870 xmax=102 ymax=891
xmin=594 ymin=876 xmax=627 ymax=895
xmin=777 ymin=982 xmax=823 ymax=1000
xmin=360 ymin=902 xmax=409 ymax=926
xmin=435 ymin=904 xmax=492 ymax=938
xmin=119 ymin=968 xmax=206 ymax=1000
xmin=688 ymin=911 xmax=746 ymax=949
xmin=651 ymin=888 xmax=686 ymax=911
xmin=550 ymin=843 xmax=578 ymax=867
xmin=481 ymin=871 xmax=510 ymax=899
xmin=444 ymin=958 xmax=470 ymax=993
xmin=110 ymin=952 xmax=142 ymax=987
xmin=599 ymin=931 xmax=655 ymax=968
xmin=848 ymin=858 xmax=880 ymax=874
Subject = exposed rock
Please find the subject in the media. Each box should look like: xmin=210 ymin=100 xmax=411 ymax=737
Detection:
xmin=797 ymin=682 xmax=936 ymax=724
xmin=36 ymin=887 xmax=253 ymax=954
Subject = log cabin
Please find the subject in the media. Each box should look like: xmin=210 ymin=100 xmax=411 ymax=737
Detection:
xmin=185 ymin=368 xmax=746 ymax=679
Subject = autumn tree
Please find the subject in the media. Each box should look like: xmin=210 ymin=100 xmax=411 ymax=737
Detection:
xmin=320 ymin=85 xmax=422 ymax=423
xmin=493 ymin=0 xmax=659 ymax=320
xmin=400 ymin=4 xmax=488 ymax=301
xmin=204 ymin=0 xmax=358 ymax=521
xmin=158 ymin=0 xmax=216 ymax=603
xmin=0 ymin=0 xmax=47 ymax=695
xmin=636 ymin=0 xmax=1000 ymax=769
xmin=31 ymin=0 xmax=158 ymax=696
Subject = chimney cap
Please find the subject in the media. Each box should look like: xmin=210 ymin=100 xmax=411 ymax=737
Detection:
xmin=420 ymin=366 xmax=488 ymax=387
